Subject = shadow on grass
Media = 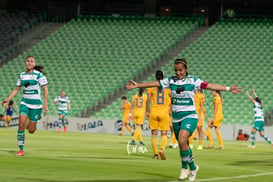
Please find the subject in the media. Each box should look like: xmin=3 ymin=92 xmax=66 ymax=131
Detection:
xmin=228 ymin=159 xmax=273 ymax=166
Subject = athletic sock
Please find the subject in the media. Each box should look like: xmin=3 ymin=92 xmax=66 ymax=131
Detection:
xmin=126 ymin=125 xmax=133 ymax=134
xmin=133 ymin=126 xmax=140 ymax=141
xmin=262 ymin=134 xmax=272 ymax=144
xmin=202 ymin=129 xmax=208 ymax=136
xmin=216 ymin=128 xmax=223 ymax=147
xmin=180 ymin=149 xmax=196 ymax=170
xmin=188 ymin=148 xmax=196 ymax=170
xmin=152 ymin=136 xmax=158 ymax=155
xmin=171 ymin=132 xmax=177 ymax=144
xmin=198 ymin=138 xmax=203 ymax=146
xmin=207 ymin=127 xmax=213 ymax=146
xmin=17 ymin=130 xmax=25 ymax=152
xmin=121 ymin=126 xmax=125 ymax=135
xmin=250 ymin=131 xmax=256 ymax=146
xmin=58 ymin=118 xmax=62 ymax=129
xmin=160 ymin=135 xmax=167 ymax=150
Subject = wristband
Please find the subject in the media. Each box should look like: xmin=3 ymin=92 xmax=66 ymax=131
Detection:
xmin=226 ymin=87 xmax=230 ymax=91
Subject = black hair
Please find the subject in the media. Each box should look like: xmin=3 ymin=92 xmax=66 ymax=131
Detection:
xmin=121 ymin=96 xmax=127 ymax=100
xmin=25 ymin=56 xmax=46 ymax=75
xmin=8 ymin=100 xmax=14 ymax=106
xmin=155 ymin=70 xmax=164 ymax=92
xmin=255 ymin=97 xmax=263 ymax=109
xmin=138 ymin=88 xmax=145 ymax=97
xmin=174 ymin=58 xmax=189 ymax=76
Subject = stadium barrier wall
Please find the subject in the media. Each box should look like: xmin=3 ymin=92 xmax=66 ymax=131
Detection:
xmin=1 ymin=116 xmax=272 ymax=141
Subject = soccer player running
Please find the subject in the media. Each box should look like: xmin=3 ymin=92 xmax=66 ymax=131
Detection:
xmin=146 ymin=70 xmax=171 ymax=160
xmin=246 ymin=89 xmax=273 ymax=148
xmin=130 ymin=88 xmax=147 ymax=146
xmin=1 ymin=56 xmax=48 ymax=156
xmin=4 ymin=100 xmax=16 ymax=128
xmin=120 ymin=96 xmax=134 ymax=135
xmin=54 ymin=91 xmax=70 ymax=133
xmin=126 ymin=58 xmax=242 ymax=181
xmin=205 ymin=90 xmax=224 ymax=150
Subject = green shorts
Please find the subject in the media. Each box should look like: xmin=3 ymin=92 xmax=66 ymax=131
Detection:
xmin=58 ymin=110 xmax=67 ymax=117
xmin=172 ymin=118 xmax=198 ymax=140
xmin=253 ymin=121 xmax=264 ymax=131
xmin=19 ymin=104 xmax=42 ymax=122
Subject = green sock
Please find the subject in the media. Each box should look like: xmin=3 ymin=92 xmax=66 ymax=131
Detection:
xmin=17 ymin=130 xmax=25 ymax=152
xmin=188 ymin=148 xmax=196 ymax=170
xmin=58 ymin=118 xmax=62 ymax=128
xmin=180 ymin=150 xmax=190 ymax=169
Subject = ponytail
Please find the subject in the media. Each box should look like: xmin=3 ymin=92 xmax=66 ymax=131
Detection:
xmin=34 ymin=65 xmax=46 ymax=75
xmin=155 ymin=70 xmax=164 ymax=92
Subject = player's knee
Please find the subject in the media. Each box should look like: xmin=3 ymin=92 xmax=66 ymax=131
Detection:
xmin=28 ymin=129 xmax=36 ymax=134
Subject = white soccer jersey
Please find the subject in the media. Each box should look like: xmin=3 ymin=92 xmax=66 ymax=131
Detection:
xmin=253 ymin=101 xmax=264 ymax=121
xmin=159 ymin=75 xmax=205 ymax=123
xmin=55 ymin=96 xmax=70 ymax=113
xmin=16 ymin=70 xmax=48 ymax=109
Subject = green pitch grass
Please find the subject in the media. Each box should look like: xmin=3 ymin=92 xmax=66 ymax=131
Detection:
xmin=0 ymin=129 xmax=272 ymax=182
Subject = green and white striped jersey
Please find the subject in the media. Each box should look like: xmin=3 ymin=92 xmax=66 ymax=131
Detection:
xmin=254 ymin=101 xmax=264 ymax=121
xmin=159 ymin=75 xmax=205 ymax=123
xmin=54 ymin=96 xmax=70 ymax=113
xmin=16 ymin=70 xmax=48 ymax=109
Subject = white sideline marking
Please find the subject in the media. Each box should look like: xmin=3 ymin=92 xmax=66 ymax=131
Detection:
xmin=169 ymin=172 xmax=273 ymax=182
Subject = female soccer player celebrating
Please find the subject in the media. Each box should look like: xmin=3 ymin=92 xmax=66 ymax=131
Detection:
xmin=1 ymin=56 xmax=48 ymax=156
xmin=126 ymin=58 xmax=242 ymax=181
xmin=146 ymin=70 xmax=171 ymax=160
xmin=246 ymin=89 xmax=273 ymax=148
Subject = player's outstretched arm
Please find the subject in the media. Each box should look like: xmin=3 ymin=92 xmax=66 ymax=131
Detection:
xmin=126 ymin=80 xmax=160 ymax=90
xmin=251 ymin=89 xmax=258 ymax=98
xmin=246 ymin=91 xmax=255 ymax=104
xmin=206 ymin=83 xmax=242 ymax=94
xmin=1 ymin=87 xmax=20 ymax=106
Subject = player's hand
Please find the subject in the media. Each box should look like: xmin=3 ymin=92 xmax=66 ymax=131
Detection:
xmin=145 ymin=112 xmax=149 ymax=120
xmin=43 ymin=106 xmax=48 ymax=116
xmin=251 ymin=89 xmax=255 ymax=93
xmin=1 ymin=100 xmax=8 ymax=107
xmin=245 ymin=91 xmax=249 ymax=95
xmin=230 ymin=84 xmax=243 ymax=94
xmin=126 ymin=80 xmax=138 ymax=90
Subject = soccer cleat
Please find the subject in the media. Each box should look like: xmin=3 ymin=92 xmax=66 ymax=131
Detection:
xmin=215 ymin=146 xmax=224 ymax=150
xmin=57 ymin=128 xmax=61 ymax=133
xmin=172 ymin=143 xmax=178 ymax=148
xmin=189 ymin=144 xmax=193 ymax=149
xmin=139 ymin=141 xmax=145 ymax=146
xmin=15 ymin=150 xmax=25 ymax=156
xmin=130 ymin=140 xmax=136 ymax=145
xmin=64 ymin=126 xmax=67 ymax=133
xmin=189 ymin=165 xmax=199 ymax=182
xmin=153 ymin=154 xmax=159 ymax=159
xmin=204 ymin=145 xmax=214 ymax=149
xmin=169 ymin=143 xmax=173 ymax=148
xmin=159 ymin=149 xmax=166 ymax=160
xmin=179 ymin=168 xmax=189 ymax=180
xmin=197 ymin=145 xmax=203 ymax=150
xmin=127 ymin=141 xmax=137 ymax=155
xmin=248 ymin=145 xmax=255 ymax=149
xmin=131 ymin=132 xmax=134 ymax=136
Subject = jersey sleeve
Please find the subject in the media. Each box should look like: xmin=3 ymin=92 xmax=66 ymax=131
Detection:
xmin=38 ymin=73 xmax=48 ymax=86
xmin=159 ymin=77 xmax=170 ymax=89
xmin=16 ymin=75 xmax=21 ymax=87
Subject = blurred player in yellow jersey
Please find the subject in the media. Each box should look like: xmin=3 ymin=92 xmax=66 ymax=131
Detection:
xmin=146 ymin=70 xmax=171 ymax=160
xmin=189 ymin=89 xmax=208 ymax=150
xmin=130 ymin=88 xmax=147 ymax=146
xmin=205 ymin=90 xmax=224 ymax=150
xmin=120 ymin=96 xmax=134 ymax=135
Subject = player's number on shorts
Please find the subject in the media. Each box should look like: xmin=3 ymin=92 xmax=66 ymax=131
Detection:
xmin=136 ymin=98 xmax=143 ymax=108
xmin=157 ymin=91 xmax=164 ymax=105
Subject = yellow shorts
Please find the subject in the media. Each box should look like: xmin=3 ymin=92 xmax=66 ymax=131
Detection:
xmin=122 ymin=115 xmax=130 ymax=123
xmin=212 ymin=117 xmax=223 ymax=128
xmin=133 ymin=114 xmax=144 ymax=125
xmin=149 ymin=111 xmax=169 ymax=130
xmin=197 ymin=113 xmax=204 ymax=127
xmin=5 ymin=116 xmax=12 ymax=122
